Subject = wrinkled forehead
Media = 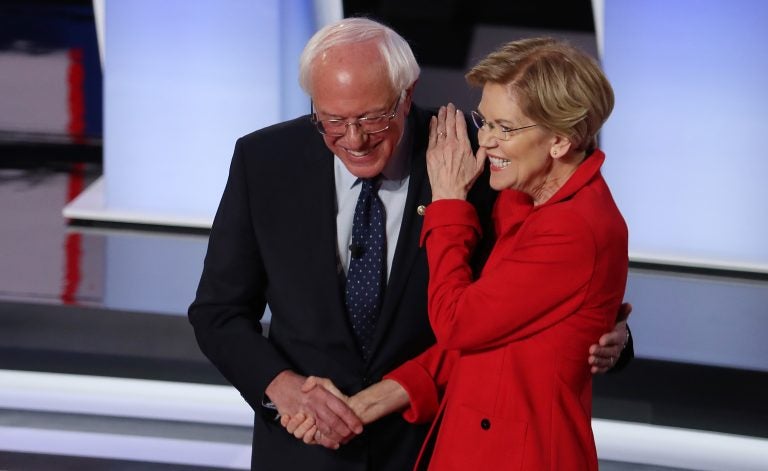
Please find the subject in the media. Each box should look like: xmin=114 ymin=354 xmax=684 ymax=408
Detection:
xmin=310 ymin=42 xmax=390 ymax=89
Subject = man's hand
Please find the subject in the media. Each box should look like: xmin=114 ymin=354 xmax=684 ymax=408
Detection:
xmin=589 ymin=303 xmax=632 ymax=374
xmin=265 ymin=371 xmax=362 ymax=449
xmin=279 ymin=376 xmax=353 ymax=449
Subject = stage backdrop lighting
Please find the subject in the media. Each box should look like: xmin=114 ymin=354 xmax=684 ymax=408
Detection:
xmin=601 ymin=0 xmax=768 ymax=273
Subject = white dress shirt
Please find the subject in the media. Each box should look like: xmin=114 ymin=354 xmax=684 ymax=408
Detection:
xmin=334 ymin=119 xmax=414 ymax=281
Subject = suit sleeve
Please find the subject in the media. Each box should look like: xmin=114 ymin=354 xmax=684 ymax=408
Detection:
xmin=611 ymin=325 xmax=634 ymax=372
xmin=421 ymin=199 xmax=597 ymax=352
xmin=188 ymin=139 xmax=293 ymax=412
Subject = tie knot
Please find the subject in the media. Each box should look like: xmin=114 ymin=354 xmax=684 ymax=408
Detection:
xmin=359 ymin=178 xmax=379 ymax=196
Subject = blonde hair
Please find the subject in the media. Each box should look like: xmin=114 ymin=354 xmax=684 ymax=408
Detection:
xmin=466 ymin=37 xmax=613 ymax=153
xmin=299 ymin=17 xmax=420 ymax=96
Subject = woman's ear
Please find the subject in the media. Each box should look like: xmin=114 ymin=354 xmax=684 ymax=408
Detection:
xmin=550 ymin=135 xmax=573 ymax=159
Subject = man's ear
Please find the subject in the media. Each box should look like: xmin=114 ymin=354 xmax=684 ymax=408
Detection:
xmin=402 ymin=81 xmax=417 ymax=115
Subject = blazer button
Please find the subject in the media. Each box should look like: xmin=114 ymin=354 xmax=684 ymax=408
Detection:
xmin=480 ymin=418 xmax=491 ymax=430
xmin=417 ymin=205 xmax=426 ymax=216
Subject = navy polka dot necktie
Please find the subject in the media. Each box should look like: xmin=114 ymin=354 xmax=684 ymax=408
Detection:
xmin=346 ymin=178 xmax=386 ymax=360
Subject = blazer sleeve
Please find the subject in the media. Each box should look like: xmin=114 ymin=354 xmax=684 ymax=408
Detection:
xmin=421 ymin=199 xmax=598 ymax=352
xmin=188 ymin=139 xmax=293 ymax=412
xmin=384 ymin=343 xmax=458 ymax=424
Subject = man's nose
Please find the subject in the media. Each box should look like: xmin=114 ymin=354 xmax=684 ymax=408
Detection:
xmin=340 ymin=123 xmax=367 ymax=147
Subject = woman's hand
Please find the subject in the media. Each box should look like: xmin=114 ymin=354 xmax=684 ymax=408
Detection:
xmin=347 ymin=379 xmax=410 ymax=424
xmin=427 ymin=103 xmax=486 ymax=202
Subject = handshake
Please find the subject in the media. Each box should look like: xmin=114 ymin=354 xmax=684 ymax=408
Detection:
xmin=268 ymin=372 xmax=409 ymax=450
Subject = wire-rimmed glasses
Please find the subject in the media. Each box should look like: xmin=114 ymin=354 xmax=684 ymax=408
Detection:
xmin=311 ymin=97 xmax=401 ymax=136
xmin=470 ymin=110 xmax=537 ymax=141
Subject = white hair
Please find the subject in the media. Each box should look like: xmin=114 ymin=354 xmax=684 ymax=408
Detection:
xmin=298 ymin=17 xmax=420 ymax=96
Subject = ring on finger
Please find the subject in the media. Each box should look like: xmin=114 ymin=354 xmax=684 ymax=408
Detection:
xmin=314 ymin=430 xmax=322 ymax=441
xmin=437 ymin=131 xmax=446 ymax=137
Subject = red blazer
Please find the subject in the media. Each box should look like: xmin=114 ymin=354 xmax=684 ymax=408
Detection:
xmin=386 ymin=150 xmax=628 ymax=470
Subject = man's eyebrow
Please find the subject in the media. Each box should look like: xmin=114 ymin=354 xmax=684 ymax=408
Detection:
xmin=317 ymin=108 xmax=388 ymax=120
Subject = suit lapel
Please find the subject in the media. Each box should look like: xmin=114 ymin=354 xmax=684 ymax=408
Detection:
xmin=369 ymin=108 xmax=433 ymax=359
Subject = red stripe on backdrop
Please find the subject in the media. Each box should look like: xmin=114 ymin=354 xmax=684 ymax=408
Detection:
xmin=61 ymin=167 xmax=86 ymax=305
xmin=67 ymin=48 xmax=86 ymax=144
xmin=62 ymin=47 xmax=87 ymax=304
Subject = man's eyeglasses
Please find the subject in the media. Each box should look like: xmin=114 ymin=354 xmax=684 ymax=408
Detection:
xmin=470 ymin=110 xmax=537 ymax=141
xmin=311 ymin=97 xmax=401 ymax=136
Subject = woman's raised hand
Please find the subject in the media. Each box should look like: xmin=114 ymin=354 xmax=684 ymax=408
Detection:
xmin=427 ymin=103 xmax=486 ymax=201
